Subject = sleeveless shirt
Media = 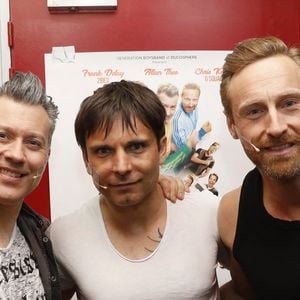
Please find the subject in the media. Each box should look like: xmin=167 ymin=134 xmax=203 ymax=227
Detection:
xmin=233 ymin=168 xmax=300 ymax=299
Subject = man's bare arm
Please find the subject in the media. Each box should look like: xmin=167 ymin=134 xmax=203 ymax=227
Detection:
xmin=218 ymin=189 xmax=256 ymax=299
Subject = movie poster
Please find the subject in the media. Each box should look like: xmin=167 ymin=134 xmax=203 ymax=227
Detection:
xmin=45 ymin=50 xmax=253 ymax=219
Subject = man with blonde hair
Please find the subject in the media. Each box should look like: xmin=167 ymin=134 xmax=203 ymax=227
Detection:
xmin=218 ymin=36 xmax=300 ymax=299
xmin=172 ymin=83 xmax=201 ymax=150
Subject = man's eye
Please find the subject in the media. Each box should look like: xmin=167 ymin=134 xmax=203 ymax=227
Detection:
xmin=282 ymin=99 xmax=298 ymax=109
xmin=0 ymin=132 xmax=7 ymax=140
xmin=246 ymin=108 xmax=264 ymax=119
xmin=129 ymin=143 xmax=145 ymax=153
xmin=96 ymin=147 xmax=111 ymax=156
xmin=249 ymin=108 xmax=261 ymax=115
xmin=26 ymin=139 xmax=42 ymax=149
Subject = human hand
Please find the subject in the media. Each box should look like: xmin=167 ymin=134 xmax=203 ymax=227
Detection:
xmin=158 ymin=174 xmax=186 ymax=203
xmin=206 ymin=160 xmax=212 ymax=166
xmin=201 ymin=121 xmax=212 ymax=133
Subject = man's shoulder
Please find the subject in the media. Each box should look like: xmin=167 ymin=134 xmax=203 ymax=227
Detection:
xmin=49 ymin=197 xmax=99 ymax=236
xmin=219 ymin=188 xmax=241 ymax=212
xmin=218 ymin=187 xmax=241 ymax=250
xmin=195 ymin=148 xmax=205 ymax=154
xmin=173 ymin=106 xmax=186 ymax=121
xmin=19 ymin=202 xmax=50 ymax=231
xmin=179 ymin=190 xmax=219 ymax=215
xmin=168 ymin=190 xmax=219 ymax=240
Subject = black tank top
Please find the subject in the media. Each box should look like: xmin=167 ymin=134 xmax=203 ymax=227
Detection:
xmin=233 ymin=168 xmax=300 ymax=299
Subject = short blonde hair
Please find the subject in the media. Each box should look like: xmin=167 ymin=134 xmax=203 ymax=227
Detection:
xmin=220 ymin=36 xmax=300 ymax=119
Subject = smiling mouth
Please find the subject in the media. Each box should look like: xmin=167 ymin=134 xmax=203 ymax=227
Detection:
xmin=0 ymin=168 xmax=25 ymax=178
xmin=265 ymin=143 xmax=293 ymax=151
xmin=262 ymin=143 xmax=297 ymax=156
xmin=114 ymin=182 xmax=134 ymax=187
xmin=111 ymin=181 xmax=138 ymax=188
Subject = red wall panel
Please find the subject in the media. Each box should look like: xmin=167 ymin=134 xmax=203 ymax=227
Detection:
xmin=9 ymin=0 xmax=300 ymax=218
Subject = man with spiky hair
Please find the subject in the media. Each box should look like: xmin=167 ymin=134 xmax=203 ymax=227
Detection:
xmin=0 ymin=72 xmax=61 ymax=299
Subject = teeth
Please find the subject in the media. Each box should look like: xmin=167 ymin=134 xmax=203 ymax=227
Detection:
xmin=269 ymin=144 xmax=290 ymax=151
xmin=0 ymin=169 xmax=23 ymax=178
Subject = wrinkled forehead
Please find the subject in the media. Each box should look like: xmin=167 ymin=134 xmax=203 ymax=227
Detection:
xmin=228 ymin=56 xmax=300 ymax=111
xmin=159 ymin=93 xmax=179 ymax=106
xmin=182 ymin=88 xmax=200 ymax=97
xmin=0 ymin=96 xmax=52 ymax=145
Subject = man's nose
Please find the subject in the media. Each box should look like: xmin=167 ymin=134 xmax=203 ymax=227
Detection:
xmin=112 ymin=151 xmax=132 ymax=175
xmin=265 ymin=109 xmax=288 ymax=138
xmin=0 ymin=140 xmax=25 ymax=163
xmin=166 ymin=107 xmax=172 ymax=117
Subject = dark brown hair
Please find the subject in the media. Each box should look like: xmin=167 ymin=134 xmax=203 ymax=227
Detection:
xmin=75 ymin=80 xmax=166 ymax=151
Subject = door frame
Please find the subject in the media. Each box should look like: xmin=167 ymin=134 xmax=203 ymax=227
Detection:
xmin=0 ymin=0 xmax=10 ymax=84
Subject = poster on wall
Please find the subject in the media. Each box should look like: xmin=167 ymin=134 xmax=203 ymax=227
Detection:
xmin=45 ymin=50 xmax=253 ymax=220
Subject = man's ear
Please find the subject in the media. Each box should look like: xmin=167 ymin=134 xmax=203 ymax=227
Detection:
xmin=226 ymin=115 xmax=238 ymax=139
xmin=82 ymin=151 xmax=92 ymax=175
xmin=159 ymin=136 xmax=167 ymax=164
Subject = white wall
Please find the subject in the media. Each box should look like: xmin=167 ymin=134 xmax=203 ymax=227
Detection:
xmin=0 ymin=0 xmax=10 ymax=85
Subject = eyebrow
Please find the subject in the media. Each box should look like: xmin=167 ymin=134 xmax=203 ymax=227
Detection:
xmin=126 ymin=138 xmax=149 ymax=146
xmin=239 ymin=88 xmax=300 ymax=108
xmin=89 ymin=137 xmax=150 ymax=148
xmin=27 ymin=134 xmax=47 ymax=143
xmin=277 ymin=90 xmax=300 ymax=99
xmin=0 ymin=125 xmax=47 ymax=143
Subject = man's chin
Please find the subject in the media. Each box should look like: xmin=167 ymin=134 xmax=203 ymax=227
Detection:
xmin=111 ymin=196 xmax=141 ymax=208
xmin=262 ymin=167 xmax=300 ymax=181
xmin=184 ymin=108 xmax=195 ymax=113
xmin=256 ymin=158 xmax=300 ymax=181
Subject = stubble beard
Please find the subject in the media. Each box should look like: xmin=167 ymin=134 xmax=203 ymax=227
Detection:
xmin=247 ymin=145 xmax=300 ymax=181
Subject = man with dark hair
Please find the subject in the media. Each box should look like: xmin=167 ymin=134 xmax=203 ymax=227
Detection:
xmin=49 ymin=80 xmax=219 ymax=300
xmin=195 ymin=173 xmax=219 ymax=196
xmin=206 ymin=173 xmax=219 ymax=196
xmin=218 ymin=36 xmax=300 ymax=299
xmin=0 ymin=72 xmax=61 ymax=299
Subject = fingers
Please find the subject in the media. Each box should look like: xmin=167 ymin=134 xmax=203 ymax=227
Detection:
xmin=172 ymin=177 xmax=185 ymax=201
xmin=158 ymin=174 xmax=185 ymax=203
xmin=202 ymin=121 xmax=212 ymax=133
